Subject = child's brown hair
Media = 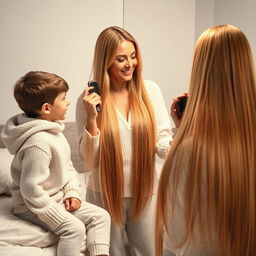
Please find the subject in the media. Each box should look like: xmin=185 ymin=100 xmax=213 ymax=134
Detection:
xmin=14 ymin=71 xmax=69 ymax=117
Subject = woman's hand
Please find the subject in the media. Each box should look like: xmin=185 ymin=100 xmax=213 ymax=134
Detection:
xmin=82 ymin=86 xmax=102 ymax=119
xmin=170 ymin=98 xmax=181 ymax=128
xmin=82 ymin=86 xmax=101 ymax=136
xmin=65 ymin=197 xmax=81 ymax=212
xmin=170 ymin=93 xmax=188 ymax=128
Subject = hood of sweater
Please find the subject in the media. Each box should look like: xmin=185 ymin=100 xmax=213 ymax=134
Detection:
xmin=1 ymin=113 xmax=65 ymax=155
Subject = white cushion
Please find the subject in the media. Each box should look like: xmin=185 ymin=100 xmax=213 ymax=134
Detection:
xmin=0 ymin=148 xmax=13 ymax=195
xmin=0 ymin=149 xmax=58 ymax=248
xmin=0 ymin=196 xmax=58 ymax=247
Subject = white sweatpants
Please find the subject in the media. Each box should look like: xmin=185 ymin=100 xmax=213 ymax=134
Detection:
xmin=86 ymin=189 xmax=157 ymax=256
xmin=15 ymin=201 xmax=111 ymax=256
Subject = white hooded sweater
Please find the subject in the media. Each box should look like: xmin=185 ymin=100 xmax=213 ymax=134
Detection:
xmin=1 ymin=114 xmax=81 ymax=230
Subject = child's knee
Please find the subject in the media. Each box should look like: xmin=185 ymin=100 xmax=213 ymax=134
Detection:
xmin=73 ymin=218 xmax=86 ymax=238
xmin=102 ymin=208 xmax=111 ymax=224
xmin=54 ymin=217 xmax=85 ymax=241
xmin=97 ymin=208 xmax=111 ymax=227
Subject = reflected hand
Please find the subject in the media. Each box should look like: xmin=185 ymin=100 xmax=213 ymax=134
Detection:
xmin=170 ymin=98 xmax=181 ymax=128
xmin=170 ymin=93 xmax=188 ymax=128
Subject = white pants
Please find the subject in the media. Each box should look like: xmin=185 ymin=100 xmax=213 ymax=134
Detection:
xmin=86 ymin=189 xmax=157 ymax=256
xmin=15 ymin=201 xmax=111 ymax=256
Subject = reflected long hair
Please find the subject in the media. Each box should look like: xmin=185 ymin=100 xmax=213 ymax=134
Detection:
xmin=91 ymin=26 xmax=156 ymax=224
xmin=156 ymin=25 xmax=256 ymax=256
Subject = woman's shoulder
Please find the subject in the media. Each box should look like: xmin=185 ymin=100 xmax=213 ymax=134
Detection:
xmin=143 ymin=79 xmax=160 ymax=91
xmin=76 ymin=92 xmax=85 ymax=112
xmin=76 ymin=92 xmax=84 ymax=103
xmin=143 ymin=80 xmax=163 ymax=100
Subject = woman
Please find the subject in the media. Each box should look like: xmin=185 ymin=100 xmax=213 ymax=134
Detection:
xmin=156 ymin=25 xmax=256 ymax=256
xmin=76 ymin=26 xmax=173 ymax=255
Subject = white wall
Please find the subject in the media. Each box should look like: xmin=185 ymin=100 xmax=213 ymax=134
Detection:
xmin=124 ymin=0 xmax=196 ymax=114
xmin=1 ymin=0 xmax=255 ymax=124
xmin=214 ymin=0 xmax=256 ymax=59
xmin=195 ymin=0 xmax=214 ymax=40
xmin=0 ymin=0 xmax=123 ymax=123
xmin=0 ymin=0 xmax=196 ymax=124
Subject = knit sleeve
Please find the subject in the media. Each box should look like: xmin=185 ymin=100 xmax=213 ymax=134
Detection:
xmin=75 ymin=93 xmax=100 ymax=171
xmin=19 ymin=146 xmax=70 ymax=230
xmin=62 ymin=160 xmax=81 ymax=201
xmin=145 ymin=80 xmax=172 ymax=159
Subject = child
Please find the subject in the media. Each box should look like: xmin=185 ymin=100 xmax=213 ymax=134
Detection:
xmin=1 ymin=71 xmax=111 ymax=256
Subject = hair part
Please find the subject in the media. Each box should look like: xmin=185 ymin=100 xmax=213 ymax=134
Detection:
xmin=14 ymin=71 xmax=69 ymax=117
xmin=156 ymin=24 xmax=256 ymax=256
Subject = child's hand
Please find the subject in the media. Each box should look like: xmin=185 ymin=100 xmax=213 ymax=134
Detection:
xmin=65 ymin=197 xmax=81 ymax=212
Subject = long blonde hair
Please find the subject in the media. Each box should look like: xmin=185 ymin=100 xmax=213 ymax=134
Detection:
xmin=156 ymin=25 xmax=256 ymax=255
xmin=91 ymin=26 xmax=156 ymax=224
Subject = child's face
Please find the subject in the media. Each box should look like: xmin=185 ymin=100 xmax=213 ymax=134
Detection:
xmin=47 ymin=92 xmax=70 ymax=121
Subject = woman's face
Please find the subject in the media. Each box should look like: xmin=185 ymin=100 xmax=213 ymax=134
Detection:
xmin=108 ymin=40 xmax=138 ymax=87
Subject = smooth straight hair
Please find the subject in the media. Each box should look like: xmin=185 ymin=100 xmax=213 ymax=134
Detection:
xmin=91 ymin=26 xmax=156 ymax=224
xmin=156 ymin=25 xmax=256 ymax=256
